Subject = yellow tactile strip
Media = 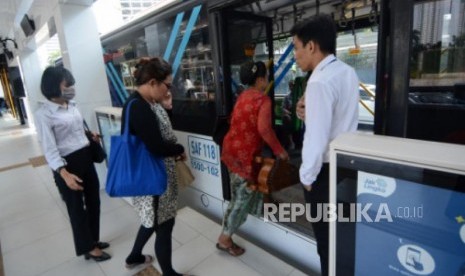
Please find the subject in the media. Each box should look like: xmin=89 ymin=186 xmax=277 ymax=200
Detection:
xmin=133 ymin=265 xmax=162 ymax=276
xmin=0 ymin=155 xmax=47 ymax=173
xmin=0 ymin=162 xmax=30 ymax=173
xmin=28 ymin=155 xmax=48 ymax=167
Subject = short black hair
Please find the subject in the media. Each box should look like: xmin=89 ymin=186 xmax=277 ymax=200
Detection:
xmin=290 ymin=14 xmax=336 ymax=55
xmin=133 ymin=57 xmax=172 ymax=86
xmin=240 ymin=61 xmax=267 ymax=86
xmin=40 ymin=66 xmax=75 ymax=100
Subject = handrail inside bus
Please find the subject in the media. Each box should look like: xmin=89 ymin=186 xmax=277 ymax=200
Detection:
xmin=359 ymin=82 xmax=375 ymax=116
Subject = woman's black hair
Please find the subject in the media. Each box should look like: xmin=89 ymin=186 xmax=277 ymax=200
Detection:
xmin=290 ymin=13 xmax=336 ymax=55
xmin=133 ymin=57 xmax=172 ymax=86
xmin=40 ymin=66 xmax=75 ymax=100
xmin=239 ymin=60 xmax=267 ymax=86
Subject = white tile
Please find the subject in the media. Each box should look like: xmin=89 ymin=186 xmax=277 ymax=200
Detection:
xmin=189 ymin=252 xmax=263 ymax=276
xmin=3 ymin=229 xmax=75 ymax=276
xmin=172 ymin=218 xmax=200 ymax=245
xmin=0 ymin=186 xmax=59 ymax=230
xmin=1 ymin=208 xmax=69 ymax=253
xmin=199 ymin=222 xmax=223 ymax=244
xmin=172 ymin=235 xmax=217 ymax=273
xmin=39 ymin=258 xmax=105 ymax=276
xmin=99 ymin=191 xmax=127 ymax=214
xmin=171 ymin=234 xmax=182 ymax=251
xmin=34 ymin=166 xmax=59 ymax=193
xmin=177 ymin=207 xmax=220 ymax=234
xmin=99 ymin=204 xmax=140 ymax=241
xmin=0 ymin=166 xmax=49 ymax=197
xmin=0 ymin=132 xmax=43 ymax=168
xmin=34 ymin=165 xmax=55 ymax=182
xmin=235 ymin=235 xmax=294 ymax=276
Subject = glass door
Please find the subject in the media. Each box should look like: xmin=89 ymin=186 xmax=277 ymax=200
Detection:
xmin=211 ymin=10 xmax=274 ymax=201
xmin=213 ymin=10 xmax=274 ymax=116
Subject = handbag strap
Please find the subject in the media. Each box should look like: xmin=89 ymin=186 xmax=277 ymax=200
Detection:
xmin=122 ymin=99 xmax=138 ymax=139
xmin=83 ymin=120 xmax=90 ymax=132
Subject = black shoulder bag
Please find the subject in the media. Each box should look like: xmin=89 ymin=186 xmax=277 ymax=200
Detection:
xmin=83 ymin=121 xmax=107 ymax=163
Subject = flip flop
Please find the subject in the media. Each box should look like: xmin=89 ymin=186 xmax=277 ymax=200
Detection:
xmin=216 ymin=242 xmax=245 ymax=256
xmin=125 ymin=254 xmax=154 ymax=269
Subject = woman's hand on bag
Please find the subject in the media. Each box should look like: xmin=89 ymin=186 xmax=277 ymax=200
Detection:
xmin=277 ymin=151 xmax=289 ymax=161
xmin=60 ymin=169 xmax=84 ymax=191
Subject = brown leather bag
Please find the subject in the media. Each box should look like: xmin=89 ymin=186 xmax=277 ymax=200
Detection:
xmin=249 ymin=156 xmax=300 ymax=194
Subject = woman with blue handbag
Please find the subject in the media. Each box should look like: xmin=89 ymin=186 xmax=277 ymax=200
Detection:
xmin=35 ymin=66 xmax=111 ymax=262
xmin=121 ymin=57 xmax=190 ymax=276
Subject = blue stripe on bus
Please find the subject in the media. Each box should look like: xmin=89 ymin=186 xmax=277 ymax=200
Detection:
xmin=172 ymin=5 xmax=202 ymax=78
xmin=108 ymin=62 xmax=129 ymax=100
xmin=105 ymin=65 xmax=122 ymax=106
xmin=164 ymin=12 xmax=185 ymax=61
xmin=274 ymin=58 xmax=295 ymax=87
xmin=105 ymin=64 xmax=125 ymax=105
xmin=105 ymin=63 xmax=125 ymax=105
xmin=274 ymin=44 xmax=294 ymax=72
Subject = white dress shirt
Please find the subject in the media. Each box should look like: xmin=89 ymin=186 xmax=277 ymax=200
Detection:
xmin=34 ymin=100 xmax=89 ymax=171
xmin=300 ymin=54 xmax=359 ymax=186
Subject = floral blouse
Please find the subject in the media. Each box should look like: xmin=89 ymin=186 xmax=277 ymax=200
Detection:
xmin=221 ymin=88 xmax=285 ymax=181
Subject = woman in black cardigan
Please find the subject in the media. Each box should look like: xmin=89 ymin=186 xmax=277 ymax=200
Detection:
xmin=121 ymin=57 xmax=188 ymax=276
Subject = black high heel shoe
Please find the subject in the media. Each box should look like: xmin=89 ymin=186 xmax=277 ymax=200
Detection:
xmin=84 ymin=251 xmax=112 ymax=262
xmin=95 ymin=241 xmax=110 ymax=250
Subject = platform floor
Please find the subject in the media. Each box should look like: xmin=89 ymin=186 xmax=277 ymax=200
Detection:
xmin=0 ymin=114 xmax=307 ymax=276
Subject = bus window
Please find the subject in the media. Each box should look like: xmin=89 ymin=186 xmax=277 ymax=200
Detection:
xmin=337 ymin=27 xmax=378 ymax=129
xmin=407 ymin=0 xmax=465 ymax=145
xmin=410 ymin=0 xmax=465 ymax=88
xmin=102 ymin=6 xmax=216 ymax=135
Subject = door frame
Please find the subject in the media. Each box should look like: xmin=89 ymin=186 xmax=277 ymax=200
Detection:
xmin=209 ymin=7 xmax=274 ymax=200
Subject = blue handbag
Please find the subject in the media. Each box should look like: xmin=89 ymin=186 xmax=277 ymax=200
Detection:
xmin=105 ymin=99 xmax=167 ymax=197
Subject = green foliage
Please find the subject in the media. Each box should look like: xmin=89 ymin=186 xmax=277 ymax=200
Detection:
xmin=47 ymin=50 xmax=62 ymax=66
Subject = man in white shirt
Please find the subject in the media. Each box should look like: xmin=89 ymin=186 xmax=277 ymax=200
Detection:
xmin=291 ymin=14 xmax=359 ymax=276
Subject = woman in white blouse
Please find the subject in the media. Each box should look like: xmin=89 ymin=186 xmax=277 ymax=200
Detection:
xmin=34 ymin=66 xmax=111 ymax=262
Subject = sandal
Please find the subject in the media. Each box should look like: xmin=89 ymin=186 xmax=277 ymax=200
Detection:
xmin=125 ymin=254 xmax=153 ymax=269
xmin=216 ymin=242 xmax=245 ymax=256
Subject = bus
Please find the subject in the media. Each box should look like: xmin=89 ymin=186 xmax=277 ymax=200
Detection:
xmin=99 ymin=0 xmax=465 ymax=274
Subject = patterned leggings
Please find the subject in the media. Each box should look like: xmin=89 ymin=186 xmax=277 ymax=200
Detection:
xmin=222 ymin=171 xmax=263 ymax=236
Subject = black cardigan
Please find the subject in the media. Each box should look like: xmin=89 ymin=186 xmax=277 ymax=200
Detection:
xmin=121 ymin=92 xmax=184 ymax=157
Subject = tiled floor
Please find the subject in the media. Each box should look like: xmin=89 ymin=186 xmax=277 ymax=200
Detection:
xmin=0 ymin=114 xmax=307 ymax=276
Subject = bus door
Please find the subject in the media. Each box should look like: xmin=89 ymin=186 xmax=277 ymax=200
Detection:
xmin=213 ymin=10 xmax=274 ymax=114
xmin=210 ymin=10 xmax=274 ymax=200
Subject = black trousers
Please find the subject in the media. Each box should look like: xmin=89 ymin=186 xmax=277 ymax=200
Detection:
xmin=53 ymin=146 xmax=101 ymax=256
xmin=304 ymin=163 xmax=330 ymax=276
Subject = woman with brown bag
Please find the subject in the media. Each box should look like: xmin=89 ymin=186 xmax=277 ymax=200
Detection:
xmin=217 ymin=60 xmax=289 ymax=256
